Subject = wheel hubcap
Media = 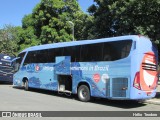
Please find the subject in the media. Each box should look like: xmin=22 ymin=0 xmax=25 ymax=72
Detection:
xmin=80 ymin=88 xmax=87 ymax=99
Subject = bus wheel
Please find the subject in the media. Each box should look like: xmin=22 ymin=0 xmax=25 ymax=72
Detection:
xmin=78 ymin=85 xmax=90 ymax=102
xmin=24 ymin=80 xmax=29 ymax=91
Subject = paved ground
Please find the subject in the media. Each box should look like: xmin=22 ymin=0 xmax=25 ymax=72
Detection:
xmin=0 ymin=83 xmax=159 ymax=120
xmin=145 ymin=83 xmax=160 ymax=105
xmin=0 ymin=84 xmax=159 ymax=111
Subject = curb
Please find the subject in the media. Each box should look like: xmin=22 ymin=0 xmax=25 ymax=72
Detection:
xmin=145 ymin=99 xmax=160 ymax=105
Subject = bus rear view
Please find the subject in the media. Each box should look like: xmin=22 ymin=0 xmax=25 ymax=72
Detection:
xmin=131 ymin=35 xmax=158 ymax=100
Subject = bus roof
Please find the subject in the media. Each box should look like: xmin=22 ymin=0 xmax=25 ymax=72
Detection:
xmin=21 ymin=35 xmax=147 ymax=53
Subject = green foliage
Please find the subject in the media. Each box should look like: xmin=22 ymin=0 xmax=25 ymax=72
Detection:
xmin=0 ymin=25 xmax=21 ymax=56
xmin=115 ymin=0 xmax=160 ymax=42
xmin=88 ymin=0 xmax=160 ymax=42
xmin=1 ymin=0 xmax=93 ymax=55
xmin=73 ymin=11 xmax=95 ymax=40
xmin=2 ymin=0 xmax=160 ymax=55
xmin=19 ymin=0 xmax=93 ymax=50
xmin=18 ymin=26 xmax=38 ymax=50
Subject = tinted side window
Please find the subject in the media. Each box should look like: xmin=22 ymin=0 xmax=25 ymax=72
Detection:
xmin=63 ymin=47 xmax=72 ymax=57
xmin=54 ymin=48 xmax=63 ymax=57
xmin=80 ymin=43 xmax=103 ymax=62
xmin=80 ymin=40 xmax=132 ymax=62
xmin=121 ymin=41 xmax=132 ymax=58
xmin=24 ymin=50 xmax=51 ymax=64
xmin=36 ymin=50 xmax=48 ymax=63
xmin=23 ymin=51 xmax=37 ymax=65
xmin=22 ymin=40 xmax=132 ymax=64
xmin=63 ymin=46 xmax=76 ymax=62
xmin=48 ymin=49 xmax=55 ymax=62
xmin=103 ymin=40 xmax=132 ymax=61
xmin=80 ymin=45 xmax=89 ymax=62
xmin=71 ymin=46 xmax=81 ymax=62
xmin=102 ymin=43 xmax=113 ymax=61
xmin=54 ymin=46 xmax=81 ymax=62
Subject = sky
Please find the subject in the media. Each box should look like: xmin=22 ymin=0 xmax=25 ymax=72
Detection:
xmin=0 ymin=0 xmax=94 ymax=29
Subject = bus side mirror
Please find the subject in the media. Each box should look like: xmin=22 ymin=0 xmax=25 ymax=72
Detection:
xmin=12 ymin=63 xmax=20 ymax=72
xmin=11 ymin=57 xmax=20 ymax=73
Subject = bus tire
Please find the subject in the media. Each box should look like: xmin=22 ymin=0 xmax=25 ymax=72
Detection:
xmin=78 ymin=85 xmax=90 ymax=102
xmin=24 ymin=80 xmax=29 ymax=91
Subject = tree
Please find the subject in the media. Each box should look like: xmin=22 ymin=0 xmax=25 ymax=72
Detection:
xmin=21 ymin=0 xmax=92 ymax=47
xmin=19 ymin=14 xmax=39 ymax=51
xmin=73 ymin=11 xmax=95 ymax=40
xmin=115 ymin=0 xmax=160 ymax=42
xmin=0 ymin=25 xmax=21 ymax=56
xmin=88 ymin=0 xmax=160 ymax=42
xmin=88 ymin=0 xmax=120 ymax=38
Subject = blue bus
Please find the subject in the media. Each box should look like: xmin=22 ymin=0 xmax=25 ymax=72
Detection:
xmin=13 ymin=35 xmax=158 ymax=101
xmin=0 ymin=54 xmax=14 ymax=83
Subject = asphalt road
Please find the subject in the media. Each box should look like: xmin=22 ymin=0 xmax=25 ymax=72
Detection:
xmin=0 ymin=84 xmax=159 ymax=120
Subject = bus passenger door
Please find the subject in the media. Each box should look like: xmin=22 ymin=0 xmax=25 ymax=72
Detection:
xmin=55 ymin=56 xmax=72 ymax=93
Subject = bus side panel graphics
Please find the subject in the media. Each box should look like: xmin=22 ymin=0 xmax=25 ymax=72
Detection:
xmin=71 ymin=62 xmax=107 ymax=97
xmin=71 ymin=62 xmax=83 ymax=94
xmin=55 ymin=56 xmax=71 ymax=75
xmin=21 ymin=59 xmax=130 ymax=99
xmin=139 ymin=52 xmax=158 ymax=94
xmin=23 ymin=63 xmax=58 ymax=90
xmin=72 ymin=60 xmax=130 ymax=99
